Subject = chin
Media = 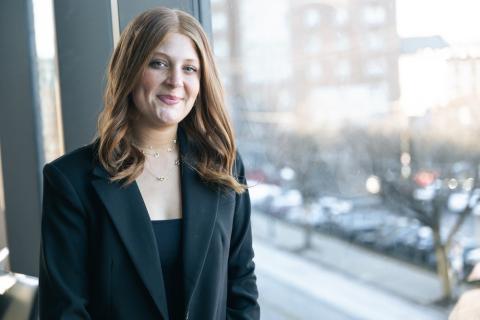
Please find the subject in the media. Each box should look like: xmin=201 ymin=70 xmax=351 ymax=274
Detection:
xmin=154 ymin=110 xmax=190 ymax=126
xmin=152 ymin=117 xmax=184 ymax=128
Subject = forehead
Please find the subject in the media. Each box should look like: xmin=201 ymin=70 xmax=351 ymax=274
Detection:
xmin=152 ymin=32 xmax=199 ymax=62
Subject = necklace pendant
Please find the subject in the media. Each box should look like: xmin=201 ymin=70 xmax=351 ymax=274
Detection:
xmin=154 ymin=152 xmax=159 ymax=158
xmin=156 ymin=177 xmax=166 ymax=182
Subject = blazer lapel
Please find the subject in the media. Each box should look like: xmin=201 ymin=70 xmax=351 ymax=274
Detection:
xmin=91 ymin=167 xmax=169 ymax=320
xmin=178 ymin=129 xmax=220 ymax=306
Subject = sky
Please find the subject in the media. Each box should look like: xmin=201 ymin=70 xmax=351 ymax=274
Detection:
xmin=396 ymin=0 xmax=480 ymax=45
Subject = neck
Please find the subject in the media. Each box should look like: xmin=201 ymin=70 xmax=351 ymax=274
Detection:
xmin=132 ymin=124 xmax=178 ymax=149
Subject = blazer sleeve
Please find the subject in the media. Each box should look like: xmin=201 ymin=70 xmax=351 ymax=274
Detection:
xmin=227 ymin=154 xmax=260 ymax=319
xmin=39 ymin=163 xmax=92 ymax=319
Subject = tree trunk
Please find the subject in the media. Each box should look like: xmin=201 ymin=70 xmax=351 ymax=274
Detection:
xmin=302 ymin=205 xmax=313 ymax=250
xmin=433 ymin=229 xmax=452 ymax=302
xmin=303 ymin=224 xmax=313 ymax=250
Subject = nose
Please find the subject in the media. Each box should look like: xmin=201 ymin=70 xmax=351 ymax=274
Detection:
xmin=166 ymin=67 xmax=182 ymax=88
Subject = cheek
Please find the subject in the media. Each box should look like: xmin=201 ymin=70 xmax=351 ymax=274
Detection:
xmin=131 ymin=87 xmax=143 ymax=110
xmin=187 ymin=78 xmax=200 ymax=99
xmin=137 ymin=72 xmax=158 ymax=95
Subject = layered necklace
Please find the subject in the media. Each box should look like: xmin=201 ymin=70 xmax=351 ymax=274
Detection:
xmin=134 ymin=138 xmax=180 ymax=182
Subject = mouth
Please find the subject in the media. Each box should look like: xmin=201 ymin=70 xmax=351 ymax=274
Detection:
xmin=157 ymin=94 xmax=182 ymax=105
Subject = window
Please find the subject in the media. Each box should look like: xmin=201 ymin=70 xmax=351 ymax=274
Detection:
xmin=307 ymin=62 xmax=323 ymax=80
xmin=212 ymin=12 xmax=227 ymax=33
xmin=305 ymin=9 xmax=320 ymax=28
xmin=32 ymin=0 xmax=63 ymax=162
xmin=365 ymin=59 xmax=386 ymax=77
xmin=335 ymin=32 xmax=350 ymax=51
xmin=336 ymin=60 xmax=351 ymax=79
xmin=212 ymin=1 xmax=480 ymax=318
xmin=363 ymin=4 xmax=386 ymax=26
xmin=365 ymin=32 xmax=385 ymax=51
xmin=335 ymin=8 xmax=349 ymax=26
xmin=305 ymin=36 xmax=321 ymax=54
xmin=213 ymin=38 xmax=229 ymax=58
xmin=0 ymin=148 xmax=5 ymax=249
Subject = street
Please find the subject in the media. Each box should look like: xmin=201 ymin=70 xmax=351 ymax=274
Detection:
xmin=252 ymin=212 xmax=452 ymax=319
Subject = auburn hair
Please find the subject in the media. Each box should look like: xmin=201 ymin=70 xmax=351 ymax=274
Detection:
xmin=96 ymin=7 xmax=245 ymax=193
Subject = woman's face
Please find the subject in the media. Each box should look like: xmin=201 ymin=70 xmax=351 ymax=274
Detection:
xmin=132 ymin=32 xmax=200 ymax=129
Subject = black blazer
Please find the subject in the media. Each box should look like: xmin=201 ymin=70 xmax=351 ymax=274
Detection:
xmin=39 ymin=130 xmax=260 ymax=320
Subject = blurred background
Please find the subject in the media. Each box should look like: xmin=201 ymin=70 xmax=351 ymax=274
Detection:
xmin=2 ymin=0 xmax=480 ymax=319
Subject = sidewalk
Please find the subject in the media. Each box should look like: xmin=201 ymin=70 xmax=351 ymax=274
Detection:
xmin=252 ymin=212 xmax=452 ymax=319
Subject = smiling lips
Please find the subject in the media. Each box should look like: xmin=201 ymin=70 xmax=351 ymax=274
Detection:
xmin=157 ymin=94 xmax=182 ymax=105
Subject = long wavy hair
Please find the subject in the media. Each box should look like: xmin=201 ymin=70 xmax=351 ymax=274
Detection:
xmin=97 ymin=7 xmax=245 ymax=193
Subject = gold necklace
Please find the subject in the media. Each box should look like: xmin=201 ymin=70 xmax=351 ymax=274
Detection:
xmin=143 ymin=158 xmax=180 ymax=182
xmin=134 ymin=138 xmax=179 ymax=182
xmin=134 ymin=139 xmax=177 ymax=158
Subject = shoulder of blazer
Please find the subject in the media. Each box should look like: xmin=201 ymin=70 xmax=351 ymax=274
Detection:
xmin=233 ymin=151 xmax=246 ymax=182
xmin=44 ymin=143 xmax=98 ymax=184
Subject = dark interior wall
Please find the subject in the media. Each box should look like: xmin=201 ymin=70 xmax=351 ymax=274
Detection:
xmin=117 ymin=0 xmax=212 ymax=36
xmin=0 ymin=0 xmax=43 ymax=276
xmin=53 ymin=0 xmax=115 ymax=152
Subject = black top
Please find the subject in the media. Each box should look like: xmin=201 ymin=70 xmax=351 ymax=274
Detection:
xmin=151 ymin=218 xmax=185 ymax=320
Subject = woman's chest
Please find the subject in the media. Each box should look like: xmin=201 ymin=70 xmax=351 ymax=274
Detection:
xmin=136 ymin=171 xmax=182 ymax=220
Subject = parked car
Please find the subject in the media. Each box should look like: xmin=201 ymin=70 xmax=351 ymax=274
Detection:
xmin=318 ymin=196 xmax=353 ymax=216
xmin=269 ymin=189 xmax=303 ymax=218
xmin=463 ymin=246 xmax=480 ymax=280
xmin=333 ymin=210 xmax=388 ymax=242
xmin=285 ymin=204 xmax=327 ymax=226
xmin=248 ymin=182 xmax=281 ymax=213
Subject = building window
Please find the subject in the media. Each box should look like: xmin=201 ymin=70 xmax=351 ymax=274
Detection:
xmin=305 ymin=36 xmax=321 ymax=54
xmin=365 ymin=32 xmax=385 ymax=51
xmin=336 ymin=32 xmax=350 ymax=51
xmin=363 ymin=5 xmax=386 ymax=26
xmin=308 ymin=62 xmax=323 ymax=80
xmin=336 ymin=60 xmax=351 ymax=79
xmin=335 ymin=8 xmax=349 ymax=26
xmin=304 ymin=8 xmax=321 ymax=28
xmin=213 ymin=38 xmax=229 ymax=58
xmin=212 ymin=12 xmax=228 ymax=33
xmin=365 ymin=59 xmax=386 ymax=77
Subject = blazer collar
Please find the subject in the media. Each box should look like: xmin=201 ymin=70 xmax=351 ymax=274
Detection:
xmin=91 ymin=127 xmax=220 ymax=318
xmin=91 ymin=169 xmax=169 ymax=319
xmin=177 ymin=128 xmax=220 ymax=309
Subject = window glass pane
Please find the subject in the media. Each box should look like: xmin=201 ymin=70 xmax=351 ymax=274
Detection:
xmin=0 ymin=146 xmax=6 ymax=250
xmin=32 ymin=0 xmax=63 ymax=163
xmin=213 ymin=0 xmax=480 ymax=318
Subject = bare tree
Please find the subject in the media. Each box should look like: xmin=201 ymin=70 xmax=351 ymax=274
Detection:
xmin=341 ymin=124 xmax=480 ymax=302
xmin=382 ymin=177 xmax=478 ymax=303
xmin=260 ymin=130 xmax=335 ymax=249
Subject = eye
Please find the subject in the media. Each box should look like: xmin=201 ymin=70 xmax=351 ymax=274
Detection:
xmin=184 ymin=65 xmax=198 ymax=73
xmin=149 ymin=60 xmax=168 ymax=69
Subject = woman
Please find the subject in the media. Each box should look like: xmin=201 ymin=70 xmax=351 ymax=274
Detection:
xmin=39 ymin=7 xmax=260 ymax=320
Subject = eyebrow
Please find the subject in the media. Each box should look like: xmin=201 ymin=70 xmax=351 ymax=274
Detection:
xmin=152 ymin=51 xmax=199 ymax=64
